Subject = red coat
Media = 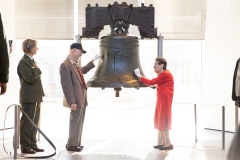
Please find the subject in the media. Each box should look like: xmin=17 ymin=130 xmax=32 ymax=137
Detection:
xmin=140 ymin=70 xmax=174 ymax=131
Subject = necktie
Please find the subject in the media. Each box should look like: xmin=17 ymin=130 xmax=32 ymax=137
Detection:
xmin=76 ymin=66 xmax=87 ymax=89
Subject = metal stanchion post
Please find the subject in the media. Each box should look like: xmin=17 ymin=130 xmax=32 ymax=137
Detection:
xmin=222 ymin=106 xmax=225 ymax=150
xmin=17 ymin=105 xmax=20 ymax=148
xmin=194 ymin=104 xmax=197 ymax=142
xmin=75 ymin=34 xmax=82 ymax=66
xmin=38 ymin=105 xmax=41 ymax=141
xmin=75 ymin=34 xmax=82 ymax=43
xmin=236 ymin=106 xmax=238 ymax=133
xmin=14 ymin=105 xmax=19 ymax=159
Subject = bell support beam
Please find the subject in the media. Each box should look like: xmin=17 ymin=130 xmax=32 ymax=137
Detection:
xmin=157 ymin=34 xmax=164 ymax=57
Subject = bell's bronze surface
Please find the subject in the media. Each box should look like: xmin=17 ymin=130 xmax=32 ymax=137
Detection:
xmin=87 ymin=34 xmax=147 ymax=92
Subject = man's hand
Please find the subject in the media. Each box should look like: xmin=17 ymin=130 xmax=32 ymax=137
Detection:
xmin=0 ymin=82 xmax=7 ymax=95
xmin=92 ymin=54 xmax=100 ymax=61
xmin=134 ymin=68 xmax=142 ymax=78
xmin=149 ymin=85 xmax=156 ymax=89
xmin=235 ymin=101 xmax=239 ymax=107
xmin=35 ymin=62 xmax=39 ymax=68
xmin=9 ymin=46 xmax=13 ymax=54
xmin=70 ymin=103 xmax=77 ymax=111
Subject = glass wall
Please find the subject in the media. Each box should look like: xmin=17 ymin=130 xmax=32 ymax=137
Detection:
xmin=15 ymin=0 xmax=74 ymax=39
xmin=15 ymin=0 xmax=205 ymax=105
xmin=16 ymin=40 xmax=73 ymax=102
xmin=145 ymin=0 xmax=206 ymax=40
xmin=16 ymin=39 xmax=204 ymax=105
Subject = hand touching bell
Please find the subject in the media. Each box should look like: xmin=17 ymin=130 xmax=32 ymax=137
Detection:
xmin=92 ymin=54 xmax=100 ymax=61
xmin=134 ymin=68 xmax=142 ymax=78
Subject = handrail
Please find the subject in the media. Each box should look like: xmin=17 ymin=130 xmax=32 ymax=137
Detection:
xmin=3 ymin=104 xmax=56 ymax=158
xmin=4 ymin=102 xmax=237 ymax=153
xmin=194 ymin=104 xmax=197 ymax=142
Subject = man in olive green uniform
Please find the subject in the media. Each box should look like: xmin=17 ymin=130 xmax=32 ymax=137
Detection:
xmin=17 ymin=39 xmax=44 ymax=154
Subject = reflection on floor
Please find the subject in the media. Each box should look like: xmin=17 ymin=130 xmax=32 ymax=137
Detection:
xmin=0 ymin=102 xmax=234 ymax=160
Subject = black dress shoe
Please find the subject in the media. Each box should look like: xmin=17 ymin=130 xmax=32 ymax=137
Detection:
xmin=159 ymin=144 xmax=174 ymax=150
xmin=67 ymin=146 xmax=82 ymax=152
xmin=21 ymin=149 xmax=36 ymax=154
xmin=153 ymin=144 xmax=164 ymax=149
xmin=32 ymin=147 xmax=44 ymax=152
xmin=78 ymin=145 xmax=84 ymax=149
xmin=66 ymin=144 xmax=83 ymax=150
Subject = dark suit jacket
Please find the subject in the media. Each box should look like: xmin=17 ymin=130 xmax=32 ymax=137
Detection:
xmin=60 ymin=58 xmax=95 ymax=108
xmin=0 ymin=12 xmax=9 ymax=83
xmin=232 ymin=58 xmax=240 ymax=102
xmin=17 ymin=54 xmax=44 ymax=103
xmin=228 ymin=124 xmax=240 ymax=160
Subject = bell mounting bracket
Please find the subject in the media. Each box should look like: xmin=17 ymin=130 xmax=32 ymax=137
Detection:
xmin=82 ymin=1 xmax=157 ymax=39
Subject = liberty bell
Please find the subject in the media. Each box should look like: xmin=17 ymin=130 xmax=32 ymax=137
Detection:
xmin=82 ymin=2 xmax=157 ymax=97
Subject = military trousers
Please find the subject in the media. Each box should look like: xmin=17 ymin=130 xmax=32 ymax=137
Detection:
xmin=20 ymin=102 xmax=41 ymax=150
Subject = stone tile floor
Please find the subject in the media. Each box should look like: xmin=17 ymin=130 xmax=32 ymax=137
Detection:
xmin=0 ymin=102 xmax=234 ymax=160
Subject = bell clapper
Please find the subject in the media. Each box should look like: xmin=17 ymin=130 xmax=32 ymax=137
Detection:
xmin=114 ymin=88 xmax=122 ymax=97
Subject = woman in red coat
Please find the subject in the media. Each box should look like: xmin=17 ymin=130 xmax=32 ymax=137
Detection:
xmin=134 ymin=57 xmax=174 ymax=150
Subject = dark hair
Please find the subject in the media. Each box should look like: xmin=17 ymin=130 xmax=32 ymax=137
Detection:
xmin=155 ymin=57 xmax=167 ymax=70
xmin=22 ymin=39 xmax=37 ymax=53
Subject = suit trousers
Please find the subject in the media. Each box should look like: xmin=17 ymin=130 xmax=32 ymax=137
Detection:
xmin=228 ymin=124 xmax=240 ymax=160
xmin=20 ymin=103 xmax=41 ymax=150
xmin=67 ymin=103 xmax=86 ymax=147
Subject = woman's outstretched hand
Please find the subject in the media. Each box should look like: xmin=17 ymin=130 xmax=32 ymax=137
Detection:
xmin=134 ymin=68 xmax=142 ymax=78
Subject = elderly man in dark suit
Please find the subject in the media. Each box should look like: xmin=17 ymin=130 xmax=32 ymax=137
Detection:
xmin=232 ymin=58 xmax=240 ymax=107
xmin=17 ymin=39 xmax=45 ymax=154
xmin=228 ymin=57 xmax=240 ymax=160
xmin=0 ymin=12 xmax=11 ymax=95
xmin=60 ymin=43 xmax=99 ymax=152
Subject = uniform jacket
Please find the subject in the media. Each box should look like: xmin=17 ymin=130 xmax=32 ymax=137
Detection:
xmin=17 ymin=54 xmax=44 ymax=103
xmin=232 ymin=58 xmax=240 ymax=102
xmin=0 ymin=12 xmax=9 ymax=83
xmin=60 ymin=58 xmax=95 ymax=108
